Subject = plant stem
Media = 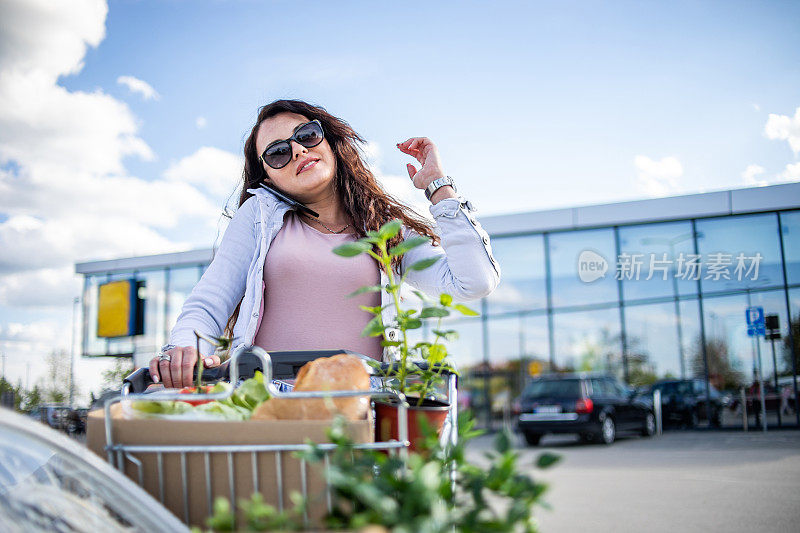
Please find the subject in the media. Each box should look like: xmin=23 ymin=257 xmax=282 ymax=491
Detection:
xmin=415 ymin=316 xmax=446 ymax=406
xmin=381 ymin=242 xmax=410 ymax=397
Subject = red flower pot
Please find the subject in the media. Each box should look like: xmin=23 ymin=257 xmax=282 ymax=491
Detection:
xmin=374 ymin=398 xmax=450 ymax=452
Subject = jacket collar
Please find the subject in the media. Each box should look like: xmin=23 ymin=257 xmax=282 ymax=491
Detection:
xmin=246 ymin=185 xmax=373 ymax=234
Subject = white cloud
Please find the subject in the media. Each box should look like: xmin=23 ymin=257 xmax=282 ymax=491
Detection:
xmin=164 ymin=146 xmax=243 ymax=199
xmin=782 ymin=162 xmax=800 ymax=180
xmin=0 ymin=267 xmax=79 ymax=308
xmin=117 ymin=75 xmax=159 ymax=100
xmin=764 ymin=106 xmax=800 ymax=155
xmin=195 ymin=116 xmax=207 ymax=129
xmin=633 ymin=155 xmax=684 ymax=197
xmin=0 ymin=0 xmax=233 ymax=396
xmin=742 ymin=164 xmax=767 ymax=187
xmin=752 ymin=103 xmax=760 ymax=112
xmin=0 ymin=0 xmax=107 ymax=82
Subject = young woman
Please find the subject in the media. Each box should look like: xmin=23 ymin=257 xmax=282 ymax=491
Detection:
xmin=150 ymin=99 xmax=500 ymax=388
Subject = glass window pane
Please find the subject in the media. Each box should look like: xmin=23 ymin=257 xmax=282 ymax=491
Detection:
xmin=486 ymin=235 xmax=546 ymax=314
xmin=133 ymin=269 xmax=167 ymax=363
xmin=83 ymin=274 xmax=106 ymax=356
xmin=549 ymin=228 xmax=619 ymax=307
xmin=624 ymin=301 xmax=683 ymax=386
xmin=701 ymin=293 xmax=752 ymax=392
xmin=106 ymin=271 xmax=135 ymax=356
xmin=552 ymin=307 xmax=622 ymax=380
xmin=696 ymin=214 xmax=784 ymax=294
xmin=781 ymin=210 xmax=800 ymax=285
xmin=618 ymin=221 xmax=697 ymax=301
xmin=167 ymin=266 xmax=202 ymax=335
xmin=678 ymin=298 xmax=703 ymax=379
xmin=440 ymin=316 xmax=483 ymax=369
xmin=522 ymin=313 xmax=551 ymax=372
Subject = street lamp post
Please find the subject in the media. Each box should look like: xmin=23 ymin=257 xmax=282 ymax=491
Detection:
xmin=69 ymin=296 xmax=79 ymax=408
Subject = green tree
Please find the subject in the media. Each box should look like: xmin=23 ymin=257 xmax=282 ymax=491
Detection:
xmin=0 ymin=377 xmax=23 ymax=411
xmin=41 ymin=349 xmax=76 ymax=404
xmin=100 ymin=357 xmax=135 ymax=391
xmin=690 ymin=335 xmax=743 ymax=390
xmin=781 ymin=313 xmax=800 ymax=377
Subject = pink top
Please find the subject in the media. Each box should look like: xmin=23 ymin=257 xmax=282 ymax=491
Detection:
xmin=253 ymin=210 xmax=383 ymax=360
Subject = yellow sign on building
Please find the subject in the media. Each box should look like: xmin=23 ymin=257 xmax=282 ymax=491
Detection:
xmin=97 ymin=280 xmax=133 ymax=338
xmin=528 ymin=361 xmax=543 ymax=376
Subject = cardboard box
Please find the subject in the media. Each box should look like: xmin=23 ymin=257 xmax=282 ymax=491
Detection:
xmin=87 ymin=403 xmax=374 ymax=528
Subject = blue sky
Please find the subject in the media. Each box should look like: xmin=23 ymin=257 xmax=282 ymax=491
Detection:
xmin=1 ymin=0 xmax=799 ymax=399
xmin=64 ymin=0 xmax=800 ymax=211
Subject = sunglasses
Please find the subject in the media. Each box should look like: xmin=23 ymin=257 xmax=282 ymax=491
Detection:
xmin=259 ymin=119 xmax=325 ymax=169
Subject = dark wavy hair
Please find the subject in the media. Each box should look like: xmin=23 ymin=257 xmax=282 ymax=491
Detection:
xmin=224 ymin=99 xmax=441 ymax=336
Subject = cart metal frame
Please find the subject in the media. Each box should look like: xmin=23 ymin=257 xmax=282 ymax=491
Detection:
xmin=103 ymin=344 xmax=458 ymax=528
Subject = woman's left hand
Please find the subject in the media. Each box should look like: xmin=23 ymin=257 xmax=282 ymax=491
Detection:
xmin=396 ymin=137 xmax=446 ymax=190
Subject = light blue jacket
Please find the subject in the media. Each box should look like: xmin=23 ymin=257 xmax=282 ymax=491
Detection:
xmin=168 ymin=186 xmax=501 ymax=361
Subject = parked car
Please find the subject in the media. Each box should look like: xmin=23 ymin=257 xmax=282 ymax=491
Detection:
xmin=0 ymin=407 xmax=188 ymax=532
xmin=515 ymin=373 xmax=655 ymax=446
xmin=647 ymin=379 xmax=724 ymax=428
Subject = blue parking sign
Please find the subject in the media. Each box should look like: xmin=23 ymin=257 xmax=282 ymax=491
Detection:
xmin=746 ymin=306 xmax=765 ymax=337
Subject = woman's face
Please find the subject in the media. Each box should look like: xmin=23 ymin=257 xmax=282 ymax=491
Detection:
xmin=255 ymin=112 xmax=337 ymax=202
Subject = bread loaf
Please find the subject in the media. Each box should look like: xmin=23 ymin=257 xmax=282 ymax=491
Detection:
xmin=251 ymin=353 xmax=370 ymax=420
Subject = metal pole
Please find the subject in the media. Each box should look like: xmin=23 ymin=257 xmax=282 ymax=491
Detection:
xmin=654 ymin=389 xmax=662 ymax=435
xmin=770 ymin=336 xmax=781 ymax=427
xmin=740 ymin=387 xmax=748 ymax=431
xmin=69 ymin=296 xmax=79 ymax=408
xmin=755 ymin=335 xmax=767 ymax=432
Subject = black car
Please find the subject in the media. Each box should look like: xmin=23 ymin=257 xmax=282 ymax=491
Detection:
xmin=515 ymin=373 xmax=655 ymax=446
xmin=648 ymin=379 xmax=724 ymax=428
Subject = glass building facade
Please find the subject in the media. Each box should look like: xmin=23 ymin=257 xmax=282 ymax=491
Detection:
xmin=76 ymin=184 xmax=800 ymax=430
xmin=444 ymin=184 xmax=800 ymax=431
xmin=77 ymin=250 xmax=213 ymax=368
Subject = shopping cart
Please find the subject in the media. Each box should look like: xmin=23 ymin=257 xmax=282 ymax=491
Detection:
xmin=99 ymin=344 xmax=458 ymax=529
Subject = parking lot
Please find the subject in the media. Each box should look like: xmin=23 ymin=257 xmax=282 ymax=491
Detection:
xmin=467 ymin=428 xmax=800 ymax=533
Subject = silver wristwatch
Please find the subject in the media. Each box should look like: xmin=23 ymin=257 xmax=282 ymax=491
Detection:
xmin=425 ymin=176 xmax=457 ymax=200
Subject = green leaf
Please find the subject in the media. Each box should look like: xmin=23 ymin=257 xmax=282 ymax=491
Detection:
xmin=439 ymin=293 xmax=453 ymax=306
xmin=380 ymin=340 xmax=402 ymax=347
xmin=495 ymin=430 xmax=512 ymax=453
xmin=359 ymin=304 xmax=388 ymax=315
xmin=360 ymin=315 xmax=385 ymax=337
xmin=378 ymin=219 xmax=402 ymax=240
xmin=419 ymin=307 xmax=450 ymax=319
xmin=411 ymin=289 xmax=434 ymax=301
xmin=388 ymin=236 xmax=430 ymax=256
xmin=346 ymin=285 xmax=382 ymax=298
xmin=432 ymin=329 xmax=459 ymax=341
xmin=536 ymin=452 xmax=562 ymax=469
xmin=398 ymin=317 xmax=422 ymax=330
xmin=408 ymin=256 xmax=441 ymax=271
xmin=428 ymin=344 xmax=447 ymax=365
xmin=453 ymin=303 xmax=479 ymax=316
xmin=332 ymin=241 xmax=372 ymax=257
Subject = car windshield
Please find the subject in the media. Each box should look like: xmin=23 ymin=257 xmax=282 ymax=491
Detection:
xmin=523 ymin=379 xmax=582 ymax=398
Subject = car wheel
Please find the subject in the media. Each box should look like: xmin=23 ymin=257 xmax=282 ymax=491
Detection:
xmin=597 ymin=414 xmax=615 ymax=445
xmin=711 ymin=408 xmax=723 ymax=428
xmin=642 ymin=412 xmax=656 ymax=437
xmin=686 ymin=409 xmax=699 ymax=429
xmin=523 ymin=432 xmax=542 ymax=446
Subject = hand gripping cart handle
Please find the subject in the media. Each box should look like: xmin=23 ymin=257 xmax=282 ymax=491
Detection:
xmin=103 ymin=345 xmax=458 ymax=528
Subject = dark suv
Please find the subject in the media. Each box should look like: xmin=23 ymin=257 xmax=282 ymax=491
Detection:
xmin=648 ymin=379 xmax=724 ymax=428
xmin=516 ymin=374 xmax=655 ymax=446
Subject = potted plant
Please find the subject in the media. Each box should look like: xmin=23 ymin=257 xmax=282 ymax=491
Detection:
xmin=332 ymin=219 xmax=479 ymax=448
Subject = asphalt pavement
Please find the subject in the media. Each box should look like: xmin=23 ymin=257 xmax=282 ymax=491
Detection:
xmin=466 ymin=428 xmax=800 ymax=533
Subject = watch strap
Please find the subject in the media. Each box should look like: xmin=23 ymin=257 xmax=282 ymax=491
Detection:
xmin=425 ymin=176 xmax=457 ymax=200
